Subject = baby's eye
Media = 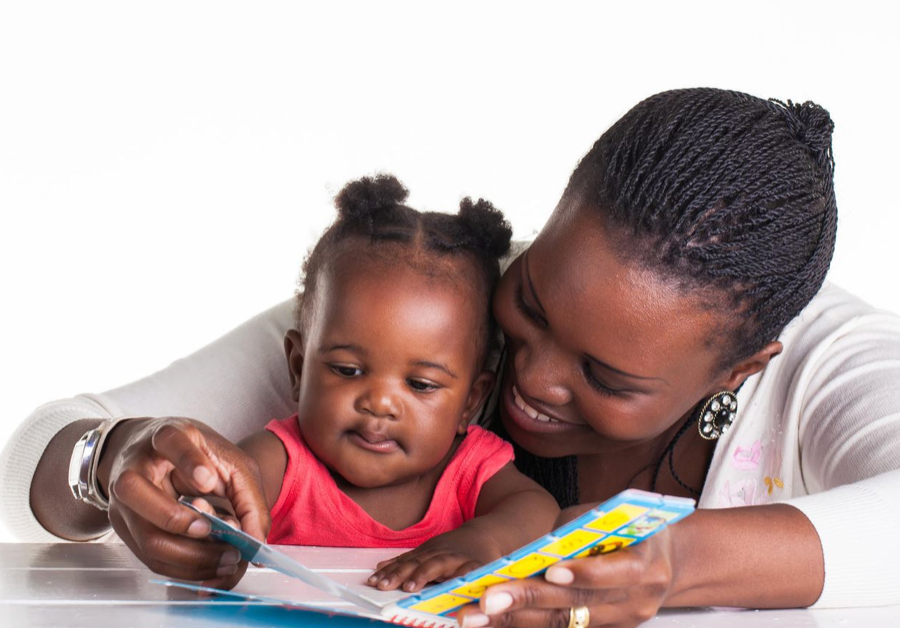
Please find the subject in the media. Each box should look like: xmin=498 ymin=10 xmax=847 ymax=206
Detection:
xmin=407 ymin=379 xmax=439 ymax=393
xmin=331 ymin=365 xmax=363 ymax=378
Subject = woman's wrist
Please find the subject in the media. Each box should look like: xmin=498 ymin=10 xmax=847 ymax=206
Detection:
xmin=30 ymin=419 xmax=112 ymax=540
xmin=95 ymin=418 xmax=146 ymax=499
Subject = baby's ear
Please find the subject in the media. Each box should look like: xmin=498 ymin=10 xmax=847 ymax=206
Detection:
xmin=283 ymin=329 xmax=306 ymax=402
xmin=458 ymin=370 xmax=496 ymax=434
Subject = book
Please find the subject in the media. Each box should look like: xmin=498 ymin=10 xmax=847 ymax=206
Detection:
xmin=157 ymin=489 xmax=694 ymax=627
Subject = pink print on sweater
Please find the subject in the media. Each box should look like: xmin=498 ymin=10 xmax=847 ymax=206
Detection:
xmin=732 ymin=439 xmax=762 ymax=470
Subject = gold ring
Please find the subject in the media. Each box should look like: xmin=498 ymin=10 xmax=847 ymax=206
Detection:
xmin=567 ymin=605 xmax=590 ymax=628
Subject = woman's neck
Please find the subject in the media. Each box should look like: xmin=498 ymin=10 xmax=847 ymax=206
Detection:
xmin=576 ymin=418 xmax=717 ymax=503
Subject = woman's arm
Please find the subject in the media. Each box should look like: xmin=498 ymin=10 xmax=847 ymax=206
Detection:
xmin=2 ymin=299 xmax=293 ymax=542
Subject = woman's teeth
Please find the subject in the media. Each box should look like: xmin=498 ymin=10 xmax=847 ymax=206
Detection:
xmin=513 ymin=386 xmax=558 ymax=423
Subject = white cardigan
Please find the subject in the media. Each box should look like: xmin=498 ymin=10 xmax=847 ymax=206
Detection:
xmin=3 ymin=277 xmax=900 ymax=609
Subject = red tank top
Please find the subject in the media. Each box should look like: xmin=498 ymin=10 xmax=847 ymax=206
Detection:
xmin=265 ymin=415 xmax=514 ymax=547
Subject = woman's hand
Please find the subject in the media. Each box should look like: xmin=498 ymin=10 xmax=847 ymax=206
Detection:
xmin=96 ymin=417 xmax=271 ymax=590
xmin=368 ymin=526 xmax=501 ymax=593
xmin=457 ymin=530 xmax=675 ymax=628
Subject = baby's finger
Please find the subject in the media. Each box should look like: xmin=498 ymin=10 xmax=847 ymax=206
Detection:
xmin=403 ymin=554 xmax=465 ymax=592
xmin=370 ymin=556 xmax=425 ymax=590
xmin=449 ymin=559 xmax=485 ymax=580
xmin=375 ymin=550 xmax=416 ymax=571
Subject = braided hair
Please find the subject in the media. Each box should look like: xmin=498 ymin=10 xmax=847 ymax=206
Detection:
xmin=295 ymin=174 xmax=513 ymax=365
xmin=566 ymin=88 xmax=837 ymax=368
xmin=519 ymin=89 xmax=838 ymax=505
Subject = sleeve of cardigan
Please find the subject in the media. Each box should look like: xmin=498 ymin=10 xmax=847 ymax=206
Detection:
xmin=0 ymin=299 xmax=296 ymax=542
xmin=786 ymin=311 xmax=900 ymax=608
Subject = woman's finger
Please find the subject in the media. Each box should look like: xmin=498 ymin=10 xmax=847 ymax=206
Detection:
xmin=460 ymin=603 xmax=626 ymax=628
xmin=478 ymin=578 xmax=623 ymax=615
xmin=110 ymin=500 xmax=241 ymax=581
xmin=546 ymin=543 xmax=669 ymax=590
xmin=218 ymin=460 xmax=270 ymax=542
xmin=150 ymin=422 xmax=223 ymax=495
xmin=111 ymin=468 xmax=211 ymax=538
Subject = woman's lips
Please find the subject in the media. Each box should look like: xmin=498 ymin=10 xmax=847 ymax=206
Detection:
xmin=348 ymin=430 xmax=400 ymax=453
xmin=503 ymin=382 xmax=581 ymax=434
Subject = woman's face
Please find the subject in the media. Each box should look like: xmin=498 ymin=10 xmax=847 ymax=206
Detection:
xmin=493 ymin=203 xmax=730 ymax=459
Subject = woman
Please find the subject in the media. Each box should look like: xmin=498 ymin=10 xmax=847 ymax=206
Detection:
xmin=5 ymin=88 xmax=900 ymax=627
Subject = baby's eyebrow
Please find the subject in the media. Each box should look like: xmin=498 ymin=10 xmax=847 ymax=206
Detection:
xmin=412 ymin=360 xmax=458 ymax=379
xmin=320 ymin=343 xmax=367 ymax=355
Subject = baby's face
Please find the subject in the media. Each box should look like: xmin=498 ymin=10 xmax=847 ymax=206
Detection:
xmin=290 ymin=256 xmax=490 ymax=489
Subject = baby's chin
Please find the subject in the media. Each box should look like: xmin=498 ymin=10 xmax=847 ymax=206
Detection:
xmin=326 ymin=459 xmax=415 ymax=490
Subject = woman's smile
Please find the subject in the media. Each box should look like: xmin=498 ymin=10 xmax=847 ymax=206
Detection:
xmin=501 ymin=377 xmax=584 ymax=435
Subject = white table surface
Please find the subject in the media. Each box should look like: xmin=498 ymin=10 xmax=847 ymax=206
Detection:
xmin=1 ymin=543 xmax=898 ymax=628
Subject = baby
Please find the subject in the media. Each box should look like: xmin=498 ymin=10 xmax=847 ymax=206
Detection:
xmin=236 ymin=175 xmax=558 ymax=592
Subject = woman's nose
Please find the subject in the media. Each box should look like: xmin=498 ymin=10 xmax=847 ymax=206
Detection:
xmin=356 ymin=381 xmax=401 ymax=419
xmin=513 ymin=340 xmax=572 ymax=407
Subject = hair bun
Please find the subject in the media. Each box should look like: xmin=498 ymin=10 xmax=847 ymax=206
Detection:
xmin=458 ymin=197 xmax=513 ymax=259
xmin=334 ymin=174 xmax=410 ymax=227
xmin=768 ymin=98 xmax=835 ymax=171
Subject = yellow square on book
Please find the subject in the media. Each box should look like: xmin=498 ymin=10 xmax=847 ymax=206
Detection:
xmin=539 ymin=529 xmax=604 ymax=557
xmin=573 ymin=535 xmax=636 ymax=558
xmin=409 ymin=594 xmax=473 ymax=615
xmin=584 ymin=504 xmax=648 ymax=532
xmin=496 ymin=552 xmax=561 ymax=579
xmin=451 ymin=574 xmax=510 ymax=598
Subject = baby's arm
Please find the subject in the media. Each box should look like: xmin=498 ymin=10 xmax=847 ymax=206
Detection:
xmin=369 ymin=463 xmax=559 ymax=592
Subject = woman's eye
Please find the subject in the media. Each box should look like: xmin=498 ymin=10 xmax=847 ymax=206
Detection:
xmin=331 ymin=365 xmax=363 ymax=378
xmin=581 ymin=361 xmax=625 ymax=397
xmin=515 ymin=284 xmax=548 ymax=327
xmin=408 ymin=379 xmax=439 ymax=392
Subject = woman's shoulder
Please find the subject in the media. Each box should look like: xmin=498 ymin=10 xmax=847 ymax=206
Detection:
xmin=776 ymin=282 xmax=900 ymax=353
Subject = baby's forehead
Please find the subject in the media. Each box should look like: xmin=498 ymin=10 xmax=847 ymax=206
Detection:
xmin=324 ymin=237 xmax=485 ymax=300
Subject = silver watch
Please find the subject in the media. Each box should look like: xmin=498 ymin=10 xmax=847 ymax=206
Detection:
xmin=68 ymin=419 xmax=127 ymax=510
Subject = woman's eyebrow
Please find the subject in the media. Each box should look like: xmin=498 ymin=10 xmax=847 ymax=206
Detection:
xmin=523 ymin=251 xmax=548 ymax=315
xmin=526 ymin=250 xmax=667 ymax=385
xmin=586 ymin=354 xmax=668 ymax=385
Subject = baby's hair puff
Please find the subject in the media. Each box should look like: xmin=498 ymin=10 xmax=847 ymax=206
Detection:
xmin=295 ymin=174 xmax=512 ymax=365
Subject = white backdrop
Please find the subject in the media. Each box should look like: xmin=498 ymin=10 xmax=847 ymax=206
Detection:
xmin=1 ymin=1 xmax=898 ymax=542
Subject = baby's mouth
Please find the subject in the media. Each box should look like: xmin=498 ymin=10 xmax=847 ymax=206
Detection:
xmin=348 ymin=428 xmax=401 ymax=454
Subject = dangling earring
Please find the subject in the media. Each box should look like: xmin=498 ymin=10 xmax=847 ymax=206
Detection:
xmin=697 ymin=391 xmax=738 ymax=440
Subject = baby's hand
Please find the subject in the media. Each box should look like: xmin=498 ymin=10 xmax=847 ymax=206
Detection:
xmin=368 ymin=528 xmax=500 ymax=593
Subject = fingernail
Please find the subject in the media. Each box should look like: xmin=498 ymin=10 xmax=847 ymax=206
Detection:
xmin=483 ymin=592 xmax=513 ymax=615
xmin=194 ymin=466 xmax=214 ymax=489
xmin=461 ymin=613 xmax=490 ymax=628
xmin=367 ymin=575 xmax=378 ymax=584
xmin=219 ymin=550 xmax=241 ymax=566
xmin=187 ymin=519 xmax=210 ymax=537
xmin=216 ymin=564 xmax=238 ymax=577
xmin=545 ymin=566 xmax=574 ymax=584
xmin=379 ymin=578 xmax=391 ymax=589
xmin=403 ymin=581 xmax=416 ymax=592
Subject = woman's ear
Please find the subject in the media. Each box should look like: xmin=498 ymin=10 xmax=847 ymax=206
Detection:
xmin=717 ymin=340 xmax=783 ymax=393
xmin=458 ymin=371 xmax=497 ymax=434
xmin=283 ymin=329 xmax=306 ymax=403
